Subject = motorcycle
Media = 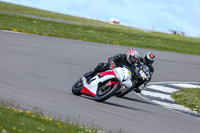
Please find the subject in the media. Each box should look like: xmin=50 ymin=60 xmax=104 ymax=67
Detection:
xmin=115 ymin=62 xmax=150 ymax=97
xmin=72 ymin=65 xmax=133 ymax=102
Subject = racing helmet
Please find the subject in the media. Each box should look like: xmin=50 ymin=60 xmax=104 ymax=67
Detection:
xmin=126 ymin=49 xmax=139 ymax=64
xmin=144 ymin=52 xmax=155 ymax=65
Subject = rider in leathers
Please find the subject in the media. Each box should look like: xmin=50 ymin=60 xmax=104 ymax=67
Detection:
xmin=84 ymin=49 xmax=139 ymax=90
xmin=134 ymin=52 xmax=155 ymax=93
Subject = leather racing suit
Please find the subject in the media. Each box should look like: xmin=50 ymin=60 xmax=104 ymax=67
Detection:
xmin=84 ymin=53 xmax=137 ymax=89
xmin=133 ymin=57 xmax=154 ymax=93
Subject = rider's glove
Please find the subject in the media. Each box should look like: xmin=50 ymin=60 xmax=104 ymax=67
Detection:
xmin=110 ymin=61 xmax=116 ymax=69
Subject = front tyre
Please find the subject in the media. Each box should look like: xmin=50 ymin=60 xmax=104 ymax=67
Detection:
xmin=94 ymin=83 xmax=119 ymax=102
xmin=115 ymin=87 xmax=134 ymax=97
xmin=72 ymin=78 xmax=83 ymax=96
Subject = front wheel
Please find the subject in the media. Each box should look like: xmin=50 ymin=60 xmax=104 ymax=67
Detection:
xmin=94 ymin=83 xmax=119 ymax=102
xmin=72 ymin=78 xmax=83 ymax=96
xmin=115 ymin=87 xmax=134 ymax=97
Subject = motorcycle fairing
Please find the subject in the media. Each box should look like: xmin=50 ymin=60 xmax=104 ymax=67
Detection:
xmin=81 ymin=71 xmax=117 ymax=97
xmin=114 ymin=66 xmax=133 ymax=88
xmin=80 ymin=87 xmax=95 ymax=97
xmin=99 ymin=71 xmax=117 ymax=77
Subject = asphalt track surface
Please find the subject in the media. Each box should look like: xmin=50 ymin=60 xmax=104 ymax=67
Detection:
xmin=0 ymin=30 xmax=200 ymax=133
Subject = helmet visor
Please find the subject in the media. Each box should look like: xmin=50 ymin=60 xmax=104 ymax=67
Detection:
xmin=130 ymin=57 xmax=136 ymax=64
xmin=146 ymin=59 xmax=154 ymax=65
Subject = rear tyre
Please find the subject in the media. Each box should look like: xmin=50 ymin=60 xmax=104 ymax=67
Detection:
xmin=94 ymin=83 xmax=119 ymax=102
xmin=115 ymin=87 xmax=134 ymax=97
xmin=72 ymin=78 xmax=83 ymax=96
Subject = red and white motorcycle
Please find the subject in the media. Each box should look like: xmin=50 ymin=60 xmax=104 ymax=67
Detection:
xmin=72 ymin=65 xmax=133 ymax=102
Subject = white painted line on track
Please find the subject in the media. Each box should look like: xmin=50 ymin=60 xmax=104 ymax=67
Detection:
xmin=141 ymin=82 xmax=200 ymax=119
xmin=170 ymin=83 xmax=200 ymax=88
xmin=152 ymin=100 xmax=198 ymax=114
xmin=147 ymin=85 xmax=179 ymax=93
xmin=142 ymin=90 xmax=175 ymax=101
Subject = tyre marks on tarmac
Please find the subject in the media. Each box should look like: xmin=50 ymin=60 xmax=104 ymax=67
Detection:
xmin=141 ymin=82 xmax=200 ymax=119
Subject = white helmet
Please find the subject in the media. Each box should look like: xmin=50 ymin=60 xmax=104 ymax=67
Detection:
xmin=126 ymin=49 xmax=139 ymax=64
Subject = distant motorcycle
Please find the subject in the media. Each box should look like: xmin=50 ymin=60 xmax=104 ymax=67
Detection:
xmin=72 ymin=65 xmax=133 ymax=102
xmin=115 ymin=62 xmax=150 ymax=97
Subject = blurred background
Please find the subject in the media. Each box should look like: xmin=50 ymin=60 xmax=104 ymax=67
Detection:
xmin=1 ymin=0 xmax=200 ymax=38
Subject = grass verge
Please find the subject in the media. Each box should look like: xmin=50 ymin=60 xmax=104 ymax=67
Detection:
xmin=0 ymin=1 xmax=125 ymax=28
xmin=172 ymin=88 xmax=200 ymax=113
xmin=0 ymin=104 xmax=105 ymax=133
xmin=1 ymin=12 xmax=200 ymax=55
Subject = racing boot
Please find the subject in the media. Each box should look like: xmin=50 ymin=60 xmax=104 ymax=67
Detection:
xmin=134 ymin=87 xmax=141 ymax=93
xmin=131 ymin=79 xmax=141 ymax=93
xmin=84 ymin=71 xmax=93 ymax=78
xmin=134 ymin=84 xmax=144 ymax=93
xmin=84 ymin=71 xmax=95 ymax=83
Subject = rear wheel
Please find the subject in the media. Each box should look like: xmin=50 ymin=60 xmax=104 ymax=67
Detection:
xmin=94 ymin=83 xmax=119 ymax=102
xmin=72 ymin=78 xmax=83 ymax=96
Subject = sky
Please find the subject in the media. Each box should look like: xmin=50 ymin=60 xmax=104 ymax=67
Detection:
xmin=1 ymin=0 xmax=200 ymax=37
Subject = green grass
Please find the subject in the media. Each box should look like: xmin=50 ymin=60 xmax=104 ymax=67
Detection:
xmin=0 ymin=105 xmax=105 ymax=133
xmin=172 ymin=88 xmax=200 ymax=113
xmin=1 ymin=2 xmax=200 ymax=55
xmin=0 ymin=1 xmax=122 ymax=28
xmin=1 ymin=12 xmax=200 ymax=55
